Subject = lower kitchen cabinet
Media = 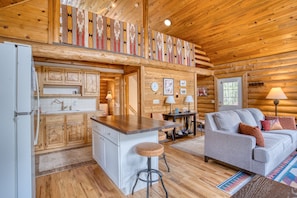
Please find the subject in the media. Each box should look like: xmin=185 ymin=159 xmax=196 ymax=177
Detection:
xmin=66 ymin=114 xmax=85 ymax=145
xmin=92 ymin=123 xmax=120 ymax=186
xmin=34 ymin=111 xmax=105 ymax=154
xmin=44 ymin=115 xmax=66 ymax=150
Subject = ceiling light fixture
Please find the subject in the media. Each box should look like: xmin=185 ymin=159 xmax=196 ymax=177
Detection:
xmin=164 ymin=19 xmax=171 ymax=27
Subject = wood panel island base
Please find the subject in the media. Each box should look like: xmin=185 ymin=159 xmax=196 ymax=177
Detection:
xmin=91 ymin=115 xmax=179 ymax=195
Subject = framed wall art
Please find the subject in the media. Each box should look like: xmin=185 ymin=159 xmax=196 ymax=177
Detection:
xmin=180 ymin=80 xmax=186 ymax=87
xmin=180 ymin=88 xmax=187 ymax=95
xmin=198 ymin=87 xmax=208 ymax=96
xmin=163 ymin=78 xmax=174 ymax=95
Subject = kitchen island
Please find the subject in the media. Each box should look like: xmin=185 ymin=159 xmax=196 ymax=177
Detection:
xmin=91 ymin=115 xmax=179 ymax=195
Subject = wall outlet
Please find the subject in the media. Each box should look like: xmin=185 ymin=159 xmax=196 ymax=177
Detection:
xmin=153 ymin=99 xmax=160 ymax=104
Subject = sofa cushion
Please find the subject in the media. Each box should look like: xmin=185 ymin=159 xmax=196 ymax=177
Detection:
xmin=235 ymin=109 xmax=258 ymax=126
xmin=239 ymin=123 xmax=264 ymax=147
xmin=213 ymin=111 xmax=241 ymax=133
xmin=254 ymin=133 xmax=291 ymax=163
xmin=246 ymin=108 xmax=265 ymax=128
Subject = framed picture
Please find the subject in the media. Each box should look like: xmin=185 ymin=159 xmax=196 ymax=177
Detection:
xmin=180 ymin=80 xmax=186 ymax=87
xmin=163 ymin=78 xmax=174 ymax=95
xmin=180 ymin=88 xmax=187 ymax=95
xmin=198 ymin=87 xmax=208 ymax=96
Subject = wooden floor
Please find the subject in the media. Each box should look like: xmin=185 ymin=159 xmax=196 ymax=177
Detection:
xmin=36 ymin=135 xmax=236 ymax=198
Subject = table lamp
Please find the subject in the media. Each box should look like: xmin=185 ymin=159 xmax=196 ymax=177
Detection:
xmin=166 ymin=96 xmax=175 ymax=114
xmin=106 ymin=91 xmax=112 ymax=115
xmin=185 ymin=95 xmax=194 ymax=112
xmin=266 ymin=87 xmax=287 ymax=116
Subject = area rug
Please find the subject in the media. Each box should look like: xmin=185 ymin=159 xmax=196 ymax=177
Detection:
xmin=217 ymin=151 xmax=297 ymax=195
xmin=36 ymin=146 xmax=96 ymax=177
xmin=170 ymin=136 xmax=204 ymax=157
xmin=217 ymin=171 xmax=253 ymax=195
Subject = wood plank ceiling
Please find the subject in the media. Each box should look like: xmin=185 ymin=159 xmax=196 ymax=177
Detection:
xmin=53 ymin=0 xmax=297 ymax=65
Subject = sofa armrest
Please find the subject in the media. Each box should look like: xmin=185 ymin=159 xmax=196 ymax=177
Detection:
xmin=205 ymin=130 xmax=256 ymax=170
xmin=265 ymin=116 xmax=296 ymax=130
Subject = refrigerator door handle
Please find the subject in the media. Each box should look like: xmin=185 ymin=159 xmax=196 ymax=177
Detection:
xmin=14 ymin=110 xmax=33 ymax=117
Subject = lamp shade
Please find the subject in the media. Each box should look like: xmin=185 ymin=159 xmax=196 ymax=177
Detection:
xmin=166 ymin=96 xmax=175 ymax=104
xmin=106 ymin=92 xmax=112 ymax=100
xmin=266 ymin=87 xmax=287 ymax=99
xmin=185 ymin=95 xmax=194 ymax=103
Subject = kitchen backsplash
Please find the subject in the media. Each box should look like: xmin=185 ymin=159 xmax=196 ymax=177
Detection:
xmin=37 ymin=97 xmax=96 ymax=113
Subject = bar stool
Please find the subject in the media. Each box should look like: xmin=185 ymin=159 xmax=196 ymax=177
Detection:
xmin=158 ymin=132 xmax=170 ymax=172
xmin=131 ymin=142 xmax=168 ymax=198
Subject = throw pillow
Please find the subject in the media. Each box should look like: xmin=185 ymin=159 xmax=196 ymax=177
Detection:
xmin=239 ymin=122 xmax=265 ymax=147
xmin=261 ymin=120 xmax=271 ymax=131
xmin=261 ymin=119 xmax=283 ymax=131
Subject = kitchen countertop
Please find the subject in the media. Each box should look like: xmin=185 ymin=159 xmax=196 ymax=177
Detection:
xmin=91 ymin=115 xmax=181 ymax=135
xmin=41 ymin=109 xmax=105 ymax=115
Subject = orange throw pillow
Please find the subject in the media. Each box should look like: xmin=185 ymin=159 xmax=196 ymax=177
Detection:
xmin=239 ymin=123 xmax=265 ymax=147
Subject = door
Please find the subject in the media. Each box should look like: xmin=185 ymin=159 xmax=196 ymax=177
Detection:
xmin=124 ymin=72 xmax=138 ymax=115
xmin=217 ymin=77 xmax=242 ymax=111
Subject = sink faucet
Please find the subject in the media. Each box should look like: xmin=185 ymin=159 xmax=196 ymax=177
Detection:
xmin=52 ymin=98 xmax=67 ymax=111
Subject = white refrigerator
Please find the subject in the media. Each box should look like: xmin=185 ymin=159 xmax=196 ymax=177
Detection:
xmin=0 ymin=42 xmax=36 ymax=198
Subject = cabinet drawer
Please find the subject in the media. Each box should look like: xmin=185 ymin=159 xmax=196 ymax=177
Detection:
xmin=92 ymin=122 xmax=119 ymax=145
xmin=104 ymin=129 xmax=119 ymax=145
xmin=45 ymin=115 xmax=64 ymax=124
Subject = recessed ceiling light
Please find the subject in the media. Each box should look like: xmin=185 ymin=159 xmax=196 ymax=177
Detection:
xmin=164 ymin=19 xmax=171 ymax=27
xmin=134 ymin=2 xmax=139 ymax=8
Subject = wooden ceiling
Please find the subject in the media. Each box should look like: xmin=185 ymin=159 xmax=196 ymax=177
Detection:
xmin=6 ymin=0 xmax=289 ymax=66
xmin=73 ymin=0 xmax=297 ymax=65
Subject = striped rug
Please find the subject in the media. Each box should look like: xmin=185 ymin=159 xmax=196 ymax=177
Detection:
xmin=216 ymin=171 xmax=253 ymax=195
xmin=217 ymin=151 xmax=297 ymax=195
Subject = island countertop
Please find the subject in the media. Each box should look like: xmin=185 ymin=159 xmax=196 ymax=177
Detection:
xmin=91 ymin=115 xmax=181 ymax=135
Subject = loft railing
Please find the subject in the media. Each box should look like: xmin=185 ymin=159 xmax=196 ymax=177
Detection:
xmin=58 ymin=4 xmax=213 ymax=68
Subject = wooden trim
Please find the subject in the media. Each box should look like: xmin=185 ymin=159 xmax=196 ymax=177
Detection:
xmin=0 ymin=0 xmax=29 ymax=9
xmin=0 ymin=36 xmax=213 ymax=76
xmin=143 ymin=0 xmax=148 ymax=59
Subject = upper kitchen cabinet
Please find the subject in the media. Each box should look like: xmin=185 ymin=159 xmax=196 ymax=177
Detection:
xmin=44 ymin=67 xmax=82 ymax=85
xmin=83 ymin=71 xmax=100 ymax=96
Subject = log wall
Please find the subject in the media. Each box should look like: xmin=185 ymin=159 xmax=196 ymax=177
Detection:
xmin=143 ymin=67 xmax=196 ymax=118
xmin=197 ymin=50 xmax=297 ymax=120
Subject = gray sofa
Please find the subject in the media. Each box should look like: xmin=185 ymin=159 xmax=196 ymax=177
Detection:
xmin=204 ymin=108 xmax=297 ymax=176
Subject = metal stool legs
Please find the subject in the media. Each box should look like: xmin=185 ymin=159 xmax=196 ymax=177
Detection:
xmin=132 ymin=157 xmax=168 ymax=198
xmin=161 ymin=153 xmax=170 ymax=172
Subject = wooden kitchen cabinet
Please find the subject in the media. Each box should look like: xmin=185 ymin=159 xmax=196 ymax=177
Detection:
xmin=44 ymin=67 xmax=64 ymax=84
xmin=44 ymin=115 xmax=66 ymax=150
xmin=83 ymin=71 xmax=99 ymax=96
xmin=44 ymin=67 xmax=82 ymax=85
xmin=86 ymin=111 xmax=106 ymax=143
xmin=64 ymin=69 xmax=82 ymax=85
xmin=66 ymin=114 xmax=85 ymax=145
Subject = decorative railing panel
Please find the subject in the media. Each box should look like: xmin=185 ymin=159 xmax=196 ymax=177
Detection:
xmin=60 ymin=4 xmax=195 ymax=66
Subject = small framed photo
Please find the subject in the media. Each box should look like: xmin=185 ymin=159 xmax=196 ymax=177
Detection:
xmin=180 ymin=88 xmax=187 ymax=95
xmin=198 ymin=87 xmax=208 ymax=96
xmin=163 ymin=78 xmax=174 ymax=95
xmin=180 ymin=80 xmax=186 ymax=87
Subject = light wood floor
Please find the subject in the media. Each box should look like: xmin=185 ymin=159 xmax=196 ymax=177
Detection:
xmin=36 ymin=135 xmax=236 ymax=198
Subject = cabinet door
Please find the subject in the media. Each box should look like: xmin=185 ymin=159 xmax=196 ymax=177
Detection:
xmin=34 ymin=115 xmax=44 ymax=152
xmin=66 ymin=114 xmax=85 ymax=145
xmin=64 ymin=70 xmax=82 ymax=85
xmin=44 ymin=115 xmax=65 ymax=149
xmin=83 ymin=72 xmax=99 ymax=96
xmin=44 ymin=67 xmax=64 ymax=84
xmin=105 ymin=140 xmax=119 ymax=186
xmin=93 ymin=132 xmax=105 ymax=168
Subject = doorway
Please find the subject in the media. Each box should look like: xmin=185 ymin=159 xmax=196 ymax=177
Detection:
xmin=124 ymin=72 xmax=138 ymax=115
xmin=217 ymin=77 xmax=242 ymax=111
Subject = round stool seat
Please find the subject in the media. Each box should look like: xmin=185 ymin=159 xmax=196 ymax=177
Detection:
xmin=135 ymin=142 xmax=164 ymax=157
